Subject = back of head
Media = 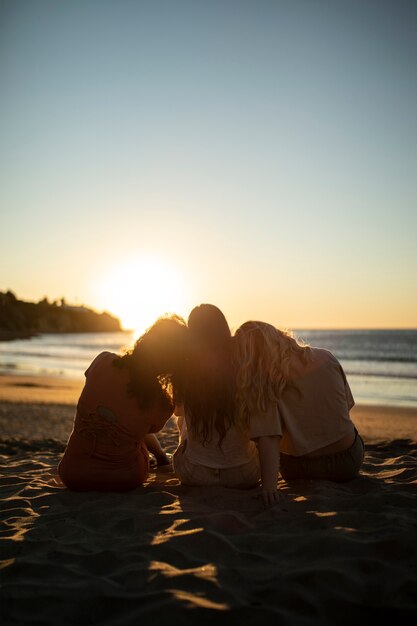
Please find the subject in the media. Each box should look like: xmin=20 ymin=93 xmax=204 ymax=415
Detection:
xmin=234 ymin=320 xmax=311 ymax=421
xmin=188 ymin=304 xmax=231 ymax=350
xmin=184 ymin=304 xmax=235 ymax=445
xmin=117 ymin=314 xmax=188 ymax=409
xmin=133 ymin=315 xmax=188 ymax=374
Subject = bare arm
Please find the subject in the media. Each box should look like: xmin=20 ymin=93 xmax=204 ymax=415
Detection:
xmin=257 ymin=435 xmax=281 ymax=508
xmin=144 ymin=433 xmax=171 ymax=465
xmin=174 ymin=403 xmax=187 ymax=441
xmin=174 ymin=403 xmax=184 ymax=417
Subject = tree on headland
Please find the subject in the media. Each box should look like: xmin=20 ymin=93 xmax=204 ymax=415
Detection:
xmin=0 ymin=292 xmax=121 ymax=340
xmin=3 ymin=290 xmax=17 ymax=302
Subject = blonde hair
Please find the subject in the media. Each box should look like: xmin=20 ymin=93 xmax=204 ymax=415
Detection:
xmin=233 ymin=321 xmax=311 ymax=423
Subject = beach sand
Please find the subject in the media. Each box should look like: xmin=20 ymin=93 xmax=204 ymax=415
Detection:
xmin=1 ymin=375 xmax=416 ymax=623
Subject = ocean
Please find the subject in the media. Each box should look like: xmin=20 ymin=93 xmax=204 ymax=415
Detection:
xmin=0 ymin=330 xmax=416 ymax=408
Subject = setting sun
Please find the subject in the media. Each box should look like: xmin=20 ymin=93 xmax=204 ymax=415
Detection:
xmin=95 ymin=256 xmax=189 ymax=335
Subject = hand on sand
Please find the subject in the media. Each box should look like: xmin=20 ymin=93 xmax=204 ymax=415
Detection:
xmin=149 ymin=453 xmax=173 ymax=471
xmin=262 ymin=488 xmax=284 ymax=509
xmin=158 ymin=452 xmax=173 ymax=466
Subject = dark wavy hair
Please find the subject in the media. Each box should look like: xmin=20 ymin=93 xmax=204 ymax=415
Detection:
xmin=114 ymin=314 xmax=188 ymax=411
xmin=181 ymin=304 xmax=236 ymax=446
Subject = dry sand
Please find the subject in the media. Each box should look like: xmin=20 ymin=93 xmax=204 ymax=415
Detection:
xmin=0 ymin=375 xmax=416 ymax=624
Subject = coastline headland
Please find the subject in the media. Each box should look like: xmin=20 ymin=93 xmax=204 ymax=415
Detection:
xmin=0 ymin=291 xmax=121 ymax=340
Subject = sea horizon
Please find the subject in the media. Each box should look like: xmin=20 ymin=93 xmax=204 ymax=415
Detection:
xmin=0 ymin=329 xmax=416 ymax=409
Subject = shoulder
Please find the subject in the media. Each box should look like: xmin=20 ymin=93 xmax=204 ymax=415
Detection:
xmin=292 ymin=348 xmax=341 ymax=379
xmin=310 ymin=347 xmax=339 ymax=366
xmin=85 ymin=351 xmax=119 ymax=377
xmin=309 ymin=348 xmax=347 ymax=381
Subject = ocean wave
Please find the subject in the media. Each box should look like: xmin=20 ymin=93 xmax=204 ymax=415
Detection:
xmin=341 ymin=355 xmax=417 ymax=364
xmin=0 ymin=350 xmax=87 ymax=361
xmin=1 ymin=330 xmax=417 ymax=407
xmin=345 ymin=370 xmax=417 ymax=381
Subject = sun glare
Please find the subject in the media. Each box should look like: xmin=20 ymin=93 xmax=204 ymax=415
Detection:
xmin=96 ymin=256 xmax=189 ymax=336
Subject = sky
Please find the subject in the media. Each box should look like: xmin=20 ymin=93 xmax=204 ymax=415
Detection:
xmin=1 ymin=0 xmax=416 ymax=332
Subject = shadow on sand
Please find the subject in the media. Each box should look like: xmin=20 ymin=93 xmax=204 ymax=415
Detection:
xmin=1 ymin=434 xmax=416 ymax=625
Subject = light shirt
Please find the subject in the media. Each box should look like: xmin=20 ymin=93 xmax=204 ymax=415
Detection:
xmin=175 ymin=404 xmax=280 ymax=469
xmin=186 ymin=424 xmax=257 ymax=468
xmin=276 ymin=347 xmax=355 ymax=456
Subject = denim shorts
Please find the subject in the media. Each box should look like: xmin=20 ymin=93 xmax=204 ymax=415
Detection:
xmin=280 ymin=429 xmax=365 ymax=482
xmin=173 ymin=440 xmax=260 ymax=489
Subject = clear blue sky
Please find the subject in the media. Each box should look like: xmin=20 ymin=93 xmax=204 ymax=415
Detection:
xmin=1 ymin=0 xmax=416 ymax=330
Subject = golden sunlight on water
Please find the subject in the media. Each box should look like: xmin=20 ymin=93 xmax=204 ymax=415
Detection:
xmin=95 ymin=256 xmax=190 ymax=336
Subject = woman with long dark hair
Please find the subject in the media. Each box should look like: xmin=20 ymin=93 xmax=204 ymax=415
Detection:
xmin=173 ymin=304 xmax=260 ymax=488
xmin=58 ymin=315 xmax=187 ymax=491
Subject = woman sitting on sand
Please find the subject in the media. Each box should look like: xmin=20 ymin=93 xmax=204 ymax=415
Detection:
xmin=58 ymin=316 xmax=187 ymax=492
xmin=233 ymin=321 xmax=365 ymax=505
xmin=174 ymin=304 xmax=282 ymax=492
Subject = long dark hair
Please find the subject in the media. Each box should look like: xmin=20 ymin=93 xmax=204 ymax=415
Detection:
xmin=181 ymin=304 xmax=236 ymax=446
xmin=114 ymin=314 xmax=188 ymax=411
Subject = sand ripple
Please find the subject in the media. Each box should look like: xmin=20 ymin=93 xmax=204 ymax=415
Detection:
xmin=1 ymin=433 xmax=416 ymax=624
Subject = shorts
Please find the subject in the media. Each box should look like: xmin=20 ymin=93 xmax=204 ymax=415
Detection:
xmin=173 ymin=440 xmax=260 ymax=489
xmin=280 ymin=429 xmax=365 ymax=482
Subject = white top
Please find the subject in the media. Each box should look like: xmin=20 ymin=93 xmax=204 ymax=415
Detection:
xmin=175 ymin=401 xmax=281 ymax=469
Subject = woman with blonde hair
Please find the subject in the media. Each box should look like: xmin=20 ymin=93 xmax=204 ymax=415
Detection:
xmin=234 ymin=321 xmax=364 ymax=505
